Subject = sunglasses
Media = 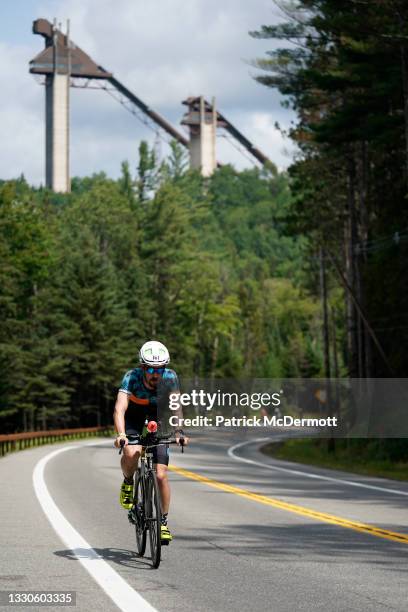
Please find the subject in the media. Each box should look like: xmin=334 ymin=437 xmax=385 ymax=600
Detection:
xmin=144 ymin=366 xmax=165 ymax=375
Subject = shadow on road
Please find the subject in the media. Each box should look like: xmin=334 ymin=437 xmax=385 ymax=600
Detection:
xmin=172 ymin=523 xmax=408 ymax=566
xmin=54 ymin=547 xmax=153 ymax=570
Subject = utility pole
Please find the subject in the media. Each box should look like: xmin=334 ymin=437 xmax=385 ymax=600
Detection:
xmin=319 ymin=248 xmax=334 ymax=452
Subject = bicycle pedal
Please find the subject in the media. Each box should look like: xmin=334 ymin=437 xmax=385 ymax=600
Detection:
xmin=161 ymin=540 xmax=170 ymax=546
xmin=128 ymin=510 xmax=136 ymax=525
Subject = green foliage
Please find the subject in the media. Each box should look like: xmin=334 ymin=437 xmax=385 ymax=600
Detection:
xmin=252 ymin=0 xmax=408 ymax=377
xmin=264 ymin=437 xmax=408 ymax=479
xmin=0 ymin=158 xmax=322 ymax=432
xmin=250 ymin=0 xmax=408 ymax=460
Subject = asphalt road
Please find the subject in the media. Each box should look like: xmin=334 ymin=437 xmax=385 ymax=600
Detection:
xmin=0 ymin=429 xmax=407 ymax=611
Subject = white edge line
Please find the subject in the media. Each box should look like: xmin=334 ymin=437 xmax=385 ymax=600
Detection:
xmin=33 ymin=444 xmax=158 ymax=612
xmin=227 ymin=438 xmax=408 ymax=497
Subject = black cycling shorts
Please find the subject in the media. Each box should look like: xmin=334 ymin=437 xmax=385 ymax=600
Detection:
xmin=126 ymin=434 xmax=169 ymax=466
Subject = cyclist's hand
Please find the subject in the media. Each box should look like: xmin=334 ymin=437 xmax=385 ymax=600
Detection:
xmin=114 ymin=435 xmax=128 ymax=448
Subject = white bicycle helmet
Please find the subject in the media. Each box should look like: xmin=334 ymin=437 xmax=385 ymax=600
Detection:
xmin=139 ymin=340 xmax=170 ymax=366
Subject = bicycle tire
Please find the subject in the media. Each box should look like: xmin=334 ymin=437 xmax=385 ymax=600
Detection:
xmin=146 ymin=471 xmax=161 ymax=568
xmin=134 ymin=470 xmax=147 ymax=556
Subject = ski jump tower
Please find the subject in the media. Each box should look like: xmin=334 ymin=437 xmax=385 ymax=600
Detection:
xmin=181 ymin=97 xmax=222 ymax=177
xmin=30 ymin=19 xmax=111 ymax=192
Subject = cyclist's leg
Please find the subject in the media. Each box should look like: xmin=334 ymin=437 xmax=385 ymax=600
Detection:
xmin=154 ymin=445 xmax=172 ymax=542
xmin=121 ymin=442 xmax=142 ymax=480
xmin=156 ymin=463 xmax=170 ymax=514
xmin=119 ymin=437 xmax=141 ymax=509
xmin=153 ymin=444 xmax=170 ymax=513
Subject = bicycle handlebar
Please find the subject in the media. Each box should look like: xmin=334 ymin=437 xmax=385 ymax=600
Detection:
xmin=118 ymin=434 xmax=185 ymax=454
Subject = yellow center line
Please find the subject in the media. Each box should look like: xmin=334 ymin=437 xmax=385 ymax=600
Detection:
xmin=168 ymin=464 xmax=408 ymax=545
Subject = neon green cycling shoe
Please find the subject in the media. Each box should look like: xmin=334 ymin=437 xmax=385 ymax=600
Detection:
xmin=160 ymin=524 xmax=173 ymax=544
xmin=120 ymin=480 xmax=134 ymax=510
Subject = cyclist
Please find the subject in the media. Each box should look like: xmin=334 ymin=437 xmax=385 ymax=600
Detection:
xmin=113 ymin=340 xmax=186 ymax=543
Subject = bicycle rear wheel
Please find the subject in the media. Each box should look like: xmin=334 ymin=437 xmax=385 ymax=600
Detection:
xmin=134 ymin=470 xmax=147 ymax=556
xmin=146 ymin=472 xmax=161 ymax=568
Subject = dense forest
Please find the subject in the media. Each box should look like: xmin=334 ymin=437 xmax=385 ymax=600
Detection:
xmin=251 ymin=0 xmax=408 ymax=380
xmin=250 ymin=0 xmax=408 ymax=463
xmin=0 ymin=145 xmax=326 ymax=433
xmin=1 ymin=0 xmax=407 ymax=461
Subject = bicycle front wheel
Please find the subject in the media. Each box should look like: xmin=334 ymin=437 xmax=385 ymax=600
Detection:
xmin=134 ymin=470 xmax=147 ymax=556
xmin=146 ymin=472 xmax=161 ymax=569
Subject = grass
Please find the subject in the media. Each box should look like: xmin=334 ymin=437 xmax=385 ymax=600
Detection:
xmin=261 ymin=438 xmax=408 ymax=481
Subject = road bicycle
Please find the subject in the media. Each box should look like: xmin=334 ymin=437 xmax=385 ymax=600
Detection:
xmin=119 ymin=423 xmax=184 ymax=569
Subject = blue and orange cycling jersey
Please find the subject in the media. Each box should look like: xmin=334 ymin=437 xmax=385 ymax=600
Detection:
xmin=119 ymin=367 xmax=180 ymax=435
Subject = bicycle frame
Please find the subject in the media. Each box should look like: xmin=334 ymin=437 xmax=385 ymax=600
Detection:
xmin=119 ymin=431 xmax=184 ymax=568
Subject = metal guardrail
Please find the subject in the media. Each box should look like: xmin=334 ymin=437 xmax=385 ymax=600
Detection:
xmin=0 ymin=426 xmax=113 ymax=458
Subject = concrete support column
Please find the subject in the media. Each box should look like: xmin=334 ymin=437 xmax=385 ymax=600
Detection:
xmin=45 ymin=72 xmax=70 ymax=192
xmin=182 ymin=96 xmax=217 ymax=177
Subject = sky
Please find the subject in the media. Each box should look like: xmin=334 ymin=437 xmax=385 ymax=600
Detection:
xmin=1 ymin=0 xmax=296 ymax=186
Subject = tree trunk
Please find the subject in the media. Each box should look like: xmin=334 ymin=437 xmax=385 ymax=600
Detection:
xmin=209 ymin=335 xmax=219 ymax=393
xmin=345 ymin=154 xmax=359 ymax=377
xmin=356 ymin=141 xmax=371 ymax=379
xmin=319 ymin=248 xmax=331 ymax=380
xmin=210 ymin=335 xmax=219 ymax=381
xmin=319 ymin=248 xmax=334 ymax=453
xmin=41 ymin=406 xmax=47 ymax=430
xmin=330 ymin=305 xmax=341 ymax=419
xmin=400 ymin=42 xmax=408 ymax=184
xmin=29 ymin=407 xmax=34 ymax=431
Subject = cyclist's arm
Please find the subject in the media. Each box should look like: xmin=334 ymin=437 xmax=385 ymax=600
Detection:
xmin=113 ymin=391 xmax=129 ymax=447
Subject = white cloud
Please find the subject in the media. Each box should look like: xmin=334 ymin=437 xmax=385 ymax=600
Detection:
xmin=247 ymin=112 xmax=298 ymax=171
xmin=0 ymin=42 xmax=44 ymax=184
xmin=217 ymin=111 xmax=297 ymax=172
xmin=1 ymin=0 xmax=296 ymax=184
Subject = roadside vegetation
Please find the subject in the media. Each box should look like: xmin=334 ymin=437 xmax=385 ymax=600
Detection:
xmin=262 ymin=438 xmax=408 ymax=481
xmin=251 ymin=0 xmax=408 ymax=470
xmin=0 ymin=150 xmax=321 ymax=433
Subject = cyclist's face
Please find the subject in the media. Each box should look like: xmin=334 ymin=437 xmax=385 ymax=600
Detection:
xmin=143 ymin=366 xmax=165 ymax=387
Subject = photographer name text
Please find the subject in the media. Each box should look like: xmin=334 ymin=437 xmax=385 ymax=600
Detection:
xmin=169 ymin=415 xmax=338 ymax=428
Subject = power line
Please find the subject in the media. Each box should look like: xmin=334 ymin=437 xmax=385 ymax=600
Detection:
xmin=93 ymin=81 xmax=180 ymax=148
xmin=218 ymin=133 xmax=259 ymax=167
xmin=355 ymin=230 xmax=408 ymax=254
xmin=308 ymin=229 xmax=408 ymax=263
xmin=373 ymin=324 xmax=408 ymax=332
